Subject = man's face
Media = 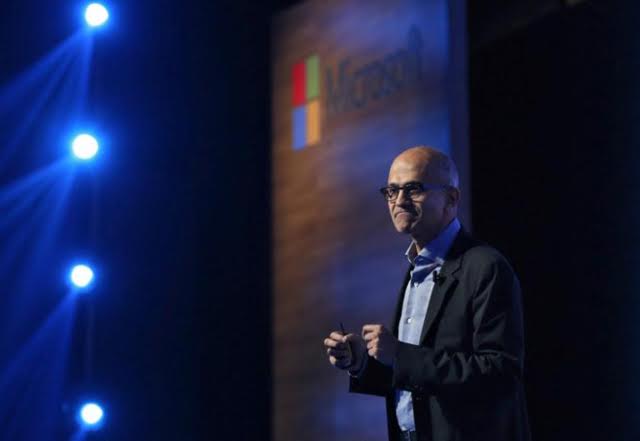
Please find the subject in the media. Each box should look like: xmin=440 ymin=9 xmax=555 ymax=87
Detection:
xmin=386 ymin=159 xmax=450 ymax=240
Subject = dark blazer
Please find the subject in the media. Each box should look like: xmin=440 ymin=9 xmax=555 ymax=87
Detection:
xmin=350 ymin=229 xmax=531 ymax=441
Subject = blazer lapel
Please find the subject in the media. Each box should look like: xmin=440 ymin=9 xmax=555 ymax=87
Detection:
xmin=418 ymin=260 xmax=460 ymax=343
xmin=392 ymin=267 xmax=412 ymax=338
xmin=418 ymin=229 xmax=474 ymax=343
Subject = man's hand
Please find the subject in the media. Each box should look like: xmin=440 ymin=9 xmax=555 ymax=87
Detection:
xmin=363 ymin=324 xmax=397 ymax=367
xmin=324 ymin=331 xmax=367 ymax=372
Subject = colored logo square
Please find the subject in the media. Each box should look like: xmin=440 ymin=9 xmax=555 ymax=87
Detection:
xmin=306 ymin=100 xmax=320 ymax=145
xmin=292 ymin=105 xmax=307 ymax=150
xmin=306 ymin=55 xmax=319 ymax=100
xmin=292 ymin=62 xmax=306 ymax=106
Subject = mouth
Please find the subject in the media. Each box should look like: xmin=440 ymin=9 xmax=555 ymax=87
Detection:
xmin=394 ymin=211 xmax=415 ymax=218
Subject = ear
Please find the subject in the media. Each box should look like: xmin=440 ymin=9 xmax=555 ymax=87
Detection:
xmin=447 ymin=187 xmax=460 ymax=208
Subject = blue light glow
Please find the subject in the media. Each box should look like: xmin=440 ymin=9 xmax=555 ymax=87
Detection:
xmin=69 ymin=264 xmax=94 ymax=289
xmin=84 ymin=3 xmax=109 ymax=27
xmin=71 ymin=134 xmax=99 ymax=160
xmin=78 ymin=402 xmax=104 ymax=429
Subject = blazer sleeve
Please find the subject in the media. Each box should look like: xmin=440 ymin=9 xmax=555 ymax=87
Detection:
xmin=348 ymin=355 xmax=393 ymax=397
xmin=392 ymin=250 xmax=525 ymax=394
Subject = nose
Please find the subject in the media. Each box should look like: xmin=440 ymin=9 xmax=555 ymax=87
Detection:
xmin=395 ymin=188 xmax=411 ymax=206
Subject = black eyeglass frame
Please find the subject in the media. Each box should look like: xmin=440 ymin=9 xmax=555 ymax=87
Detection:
xmin=378 ymin=182 xmax=452 ymax=201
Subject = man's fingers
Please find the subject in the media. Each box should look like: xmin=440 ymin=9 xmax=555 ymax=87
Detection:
xmin=324 ymin=338 xmax=346 ymax=349
xmin=363 ymin=333 xmax=375 ymax=341
xmin=329 ymin=355 xmax=351 ymax=369
xmin=329 ymin=331 xmax=345 ymax=341
xmin=362 ymin=324 xmax=384 ymax=335
xmin=324 ymin=338 xmax=344 ymax=348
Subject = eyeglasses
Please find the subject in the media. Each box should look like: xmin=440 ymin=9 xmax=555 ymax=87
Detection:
xmin=379 ymin=182 xmax=450 ymax=202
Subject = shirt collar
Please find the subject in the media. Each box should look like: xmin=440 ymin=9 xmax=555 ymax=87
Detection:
xmin=405 ymin=218 xmax=461 ymax=265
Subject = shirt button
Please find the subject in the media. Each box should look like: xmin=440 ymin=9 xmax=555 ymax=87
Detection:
xmin=406 ymin=317 xmax=412 ymax=324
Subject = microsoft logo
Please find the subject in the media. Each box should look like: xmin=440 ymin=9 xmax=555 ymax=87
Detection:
xmin=291 ymin=54 xmax=320 ymax=150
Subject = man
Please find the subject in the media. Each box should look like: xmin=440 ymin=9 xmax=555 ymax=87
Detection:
xmin=323 ymin=146 xmax=530 ymax=441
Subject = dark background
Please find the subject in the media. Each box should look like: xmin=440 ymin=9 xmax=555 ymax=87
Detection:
xmin=0 ymin=0 xmax=639 ymax=439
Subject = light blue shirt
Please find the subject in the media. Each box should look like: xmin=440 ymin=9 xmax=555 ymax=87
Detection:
xmin=395 ymin=218 xmax=461 ymax=431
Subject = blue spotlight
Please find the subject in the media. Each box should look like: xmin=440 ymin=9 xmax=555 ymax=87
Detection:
xmin=71 ymin=134 xmax=99 ymax=160
xmin=84 ymin=3 xmax=109 ymax=27
xmin=69 ymin=264 xmax=95 ymax=289
xmin=78 ymin=402 xmax=104 ymax=429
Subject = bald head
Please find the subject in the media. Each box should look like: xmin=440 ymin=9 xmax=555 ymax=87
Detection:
xmin=390 ymin=146 xmax=459 ymax=189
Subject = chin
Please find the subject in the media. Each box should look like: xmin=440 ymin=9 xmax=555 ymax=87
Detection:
xmin=393 ymin=221 xmax=414 ymax=234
